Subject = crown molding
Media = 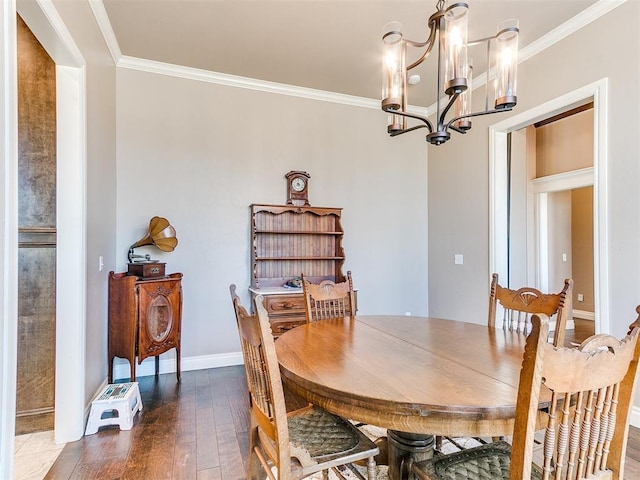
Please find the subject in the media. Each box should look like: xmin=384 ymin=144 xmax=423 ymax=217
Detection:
xmin=518 ymin=0 xmax=627 ymax=63
xmin=117 ymin=55 xmax=380 ymax=110
xmin=89 ymin=0 xmax=625 ymax=112
xmin=88 ymin=0 xmax=121 ymax=64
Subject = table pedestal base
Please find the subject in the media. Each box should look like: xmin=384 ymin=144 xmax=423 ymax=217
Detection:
xmin=387 ymin=430 xmax=434 ymax=480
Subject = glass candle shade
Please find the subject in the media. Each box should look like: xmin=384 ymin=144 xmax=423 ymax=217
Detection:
xmin=495 ymin=18 xmax=519 ymax=109
xmin=382 ymin=22 xmax=406 ymax=111
xmin=443 ymin=2 xmax=469 ymax=95
xmin=453 ymin=60 xmax=473 ymax=131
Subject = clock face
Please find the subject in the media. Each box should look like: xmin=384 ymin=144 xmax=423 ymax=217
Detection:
xmin=291 ymin=177 xmax=306 ymax=192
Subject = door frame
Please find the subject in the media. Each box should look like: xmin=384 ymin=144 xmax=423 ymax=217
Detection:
xmin=532 ymin=168 xmax=594 ymax=295
xmin=489 ymin=78 xmax=609 ymax=334
xmin=1 ymin=1 xmax=86 ymax=477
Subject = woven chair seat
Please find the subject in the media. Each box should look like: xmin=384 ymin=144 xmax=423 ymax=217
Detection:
xmin=414 ymin=441 xmax=543 ymax=480
xmin=288 ymin=406 xmax=360 ymax=459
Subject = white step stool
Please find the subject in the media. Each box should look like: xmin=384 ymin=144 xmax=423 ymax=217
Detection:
xmin=85 ymin=382 xmax=143 ymax=435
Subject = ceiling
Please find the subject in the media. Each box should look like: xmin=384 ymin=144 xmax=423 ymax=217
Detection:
xmin=101 ymin=0 xmax=601 ymax=106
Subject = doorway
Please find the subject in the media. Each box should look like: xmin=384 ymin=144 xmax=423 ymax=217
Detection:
xmin=16 ymin=13 xmax=57 ymax=436
xmin=3 ymin=0 xmax=88 ymax=463
xmin=489 ymin=78 xmax=609 ymax=335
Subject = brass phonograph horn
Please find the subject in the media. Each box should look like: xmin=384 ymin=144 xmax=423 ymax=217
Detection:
xmin=128 ymin=216 xmax=178 ymax=263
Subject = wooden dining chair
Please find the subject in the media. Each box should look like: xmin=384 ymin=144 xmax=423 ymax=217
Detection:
xmin=435 ymin=275 xmax=575 ymax=454
xmin=488 ymin=273 xmax=574 ymax=347
xmin=229 ymin=285 xmax=378 ymax=480
xmin=302 ymin=271 xmax=357 ymax=322
xmin=412 ymin=313 xmax=640 ymax=480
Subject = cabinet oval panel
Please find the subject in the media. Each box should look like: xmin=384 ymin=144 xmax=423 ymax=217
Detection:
xmin=147 ymin=295 xmax=173 ymax=343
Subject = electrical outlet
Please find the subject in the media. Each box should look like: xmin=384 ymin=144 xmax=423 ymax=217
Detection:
xmin=577 ymin=293 xmax=584 ymax=302
xmin=454 ymin=254 xmax=463 ymax=265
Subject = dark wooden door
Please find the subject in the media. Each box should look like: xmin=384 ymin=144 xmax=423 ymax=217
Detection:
xmin=15 ymin=14 xmax=57 ymax=435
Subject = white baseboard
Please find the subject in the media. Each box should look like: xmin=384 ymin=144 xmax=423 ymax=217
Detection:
xmin=631 ymin=406 xmax=640 ymax=429
xmin=572 ymin=309 xmax=595 ymax=321
xmin=548 ymin=319 xmax=575 ymax=331
xmin=112 ymin=351 xmax=244 ymax=381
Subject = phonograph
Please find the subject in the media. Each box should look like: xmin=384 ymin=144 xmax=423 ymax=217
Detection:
xmin=127 ymin=216 xmax=178 ymax=278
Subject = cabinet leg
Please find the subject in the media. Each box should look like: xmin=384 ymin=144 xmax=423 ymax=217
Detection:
xmin=130 ymin=358 xmax=136 ymax=382
xmin=155 ymin=355 xmax=160 ymax=377
xmin=176 ymin=348 xmax=181 ymax=383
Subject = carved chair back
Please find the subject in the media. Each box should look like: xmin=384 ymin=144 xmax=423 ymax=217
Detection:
xmin=302 ymin=271 xmax=356 ymax=322
xmin=509 ymin=316 xmax=640 ymax=480
xmin=488 ymin=273 xmax=573 ymax=346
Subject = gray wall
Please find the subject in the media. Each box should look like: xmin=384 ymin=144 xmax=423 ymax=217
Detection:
xmin=114 ymin=67 xmax=429 ymax=364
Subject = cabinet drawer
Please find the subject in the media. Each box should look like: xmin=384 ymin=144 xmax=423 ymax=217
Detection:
xmin=270 ymin=318 xmax=305 ymax=336
xmin=264 ymin=294 xmax=306 ymax=316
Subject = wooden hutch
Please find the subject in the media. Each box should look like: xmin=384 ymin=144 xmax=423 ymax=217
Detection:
xmin=249 ymin=204 xmax=346 ymax=336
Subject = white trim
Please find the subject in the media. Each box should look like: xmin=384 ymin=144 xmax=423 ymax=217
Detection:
xmin=489 ymin=78 xmax=609 ymax=336
xmin=117 ymin=55 xmax=381 ymax=110
xmin=531 ymin=168 xmax=594 ymax=193
xmin=1 ymin=1 xmax=19 ymax=478
xmin=518 ymin=0 xmax=627 ymax=64
xmin=112 ymin=352 xmax=244 ymax=382
xmin=17 ymin=0 xmax=84 ymax=67
xmin=537 ymin=193 xmax=549 ymax=292
xmin=631 ymin=406 xmax=640 ymax=429
xmin=573 ymin=309 xmax=596 ymax=322
xmin=87 ymin=0 xmax=121 ymax=64
xmin=55 ymin=64 xmax=87 ymax=444
xmin=88 ymin=0 xmax=386 ymax=111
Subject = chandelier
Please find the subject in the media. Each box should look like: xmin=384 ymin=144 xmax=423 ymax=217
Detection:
xmin=381 ymin=0 xmax=519 ymax=145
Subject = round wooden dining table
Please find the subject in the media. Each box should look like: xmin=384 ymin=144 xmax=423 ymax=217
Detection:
xmin=275 ymin=315 xmax=545 ymax=479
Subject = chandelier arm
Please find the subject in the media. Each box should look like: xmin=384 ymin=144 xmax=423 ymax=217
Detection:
xmin=405 ymin=23 xmax=439 ymax=71
xmin=437 ymin=93 xmax=461 ymax=130
xmin=445 ymin=106 xmax=515 ymax=131
xmin=382 ymin=105 xmax=434 ymax=132
xmin=390 ymin=125 xmax=428 ymax=137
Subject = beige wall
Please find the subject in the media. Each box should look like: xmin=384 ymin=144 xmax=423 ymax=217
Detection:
xmin=115 ymin=68 xmax=428 ymax=361
xmin=428 ymin=0 xmax=639 ymax=341
xmin=536 ymin=109 xmax=593 ymax=176
xmin=572 ymin=186 xmax=595 ymax=312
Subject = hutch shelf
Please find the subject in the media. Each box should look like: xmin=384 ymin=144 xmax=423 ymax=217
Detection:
xmin=249 ymin=204 xmax=346 ymax=335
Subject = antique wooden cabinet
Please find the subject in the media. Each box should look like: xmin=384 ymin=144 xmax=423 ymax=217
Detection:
xmin=108 ymin=271 xmax=183 ymax=382
xmin=249 ymin=204 xmax=346 ymax=335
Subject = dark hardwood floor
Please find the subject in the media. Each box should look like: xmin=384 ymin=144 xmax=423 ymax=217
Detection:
xmin=46 ymin=367 xmax=250 ymax=479
xmin=45 ymin=320 xmax=640 ymax=479
xmin=563 ymin=318 xmax=595 ymax=346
